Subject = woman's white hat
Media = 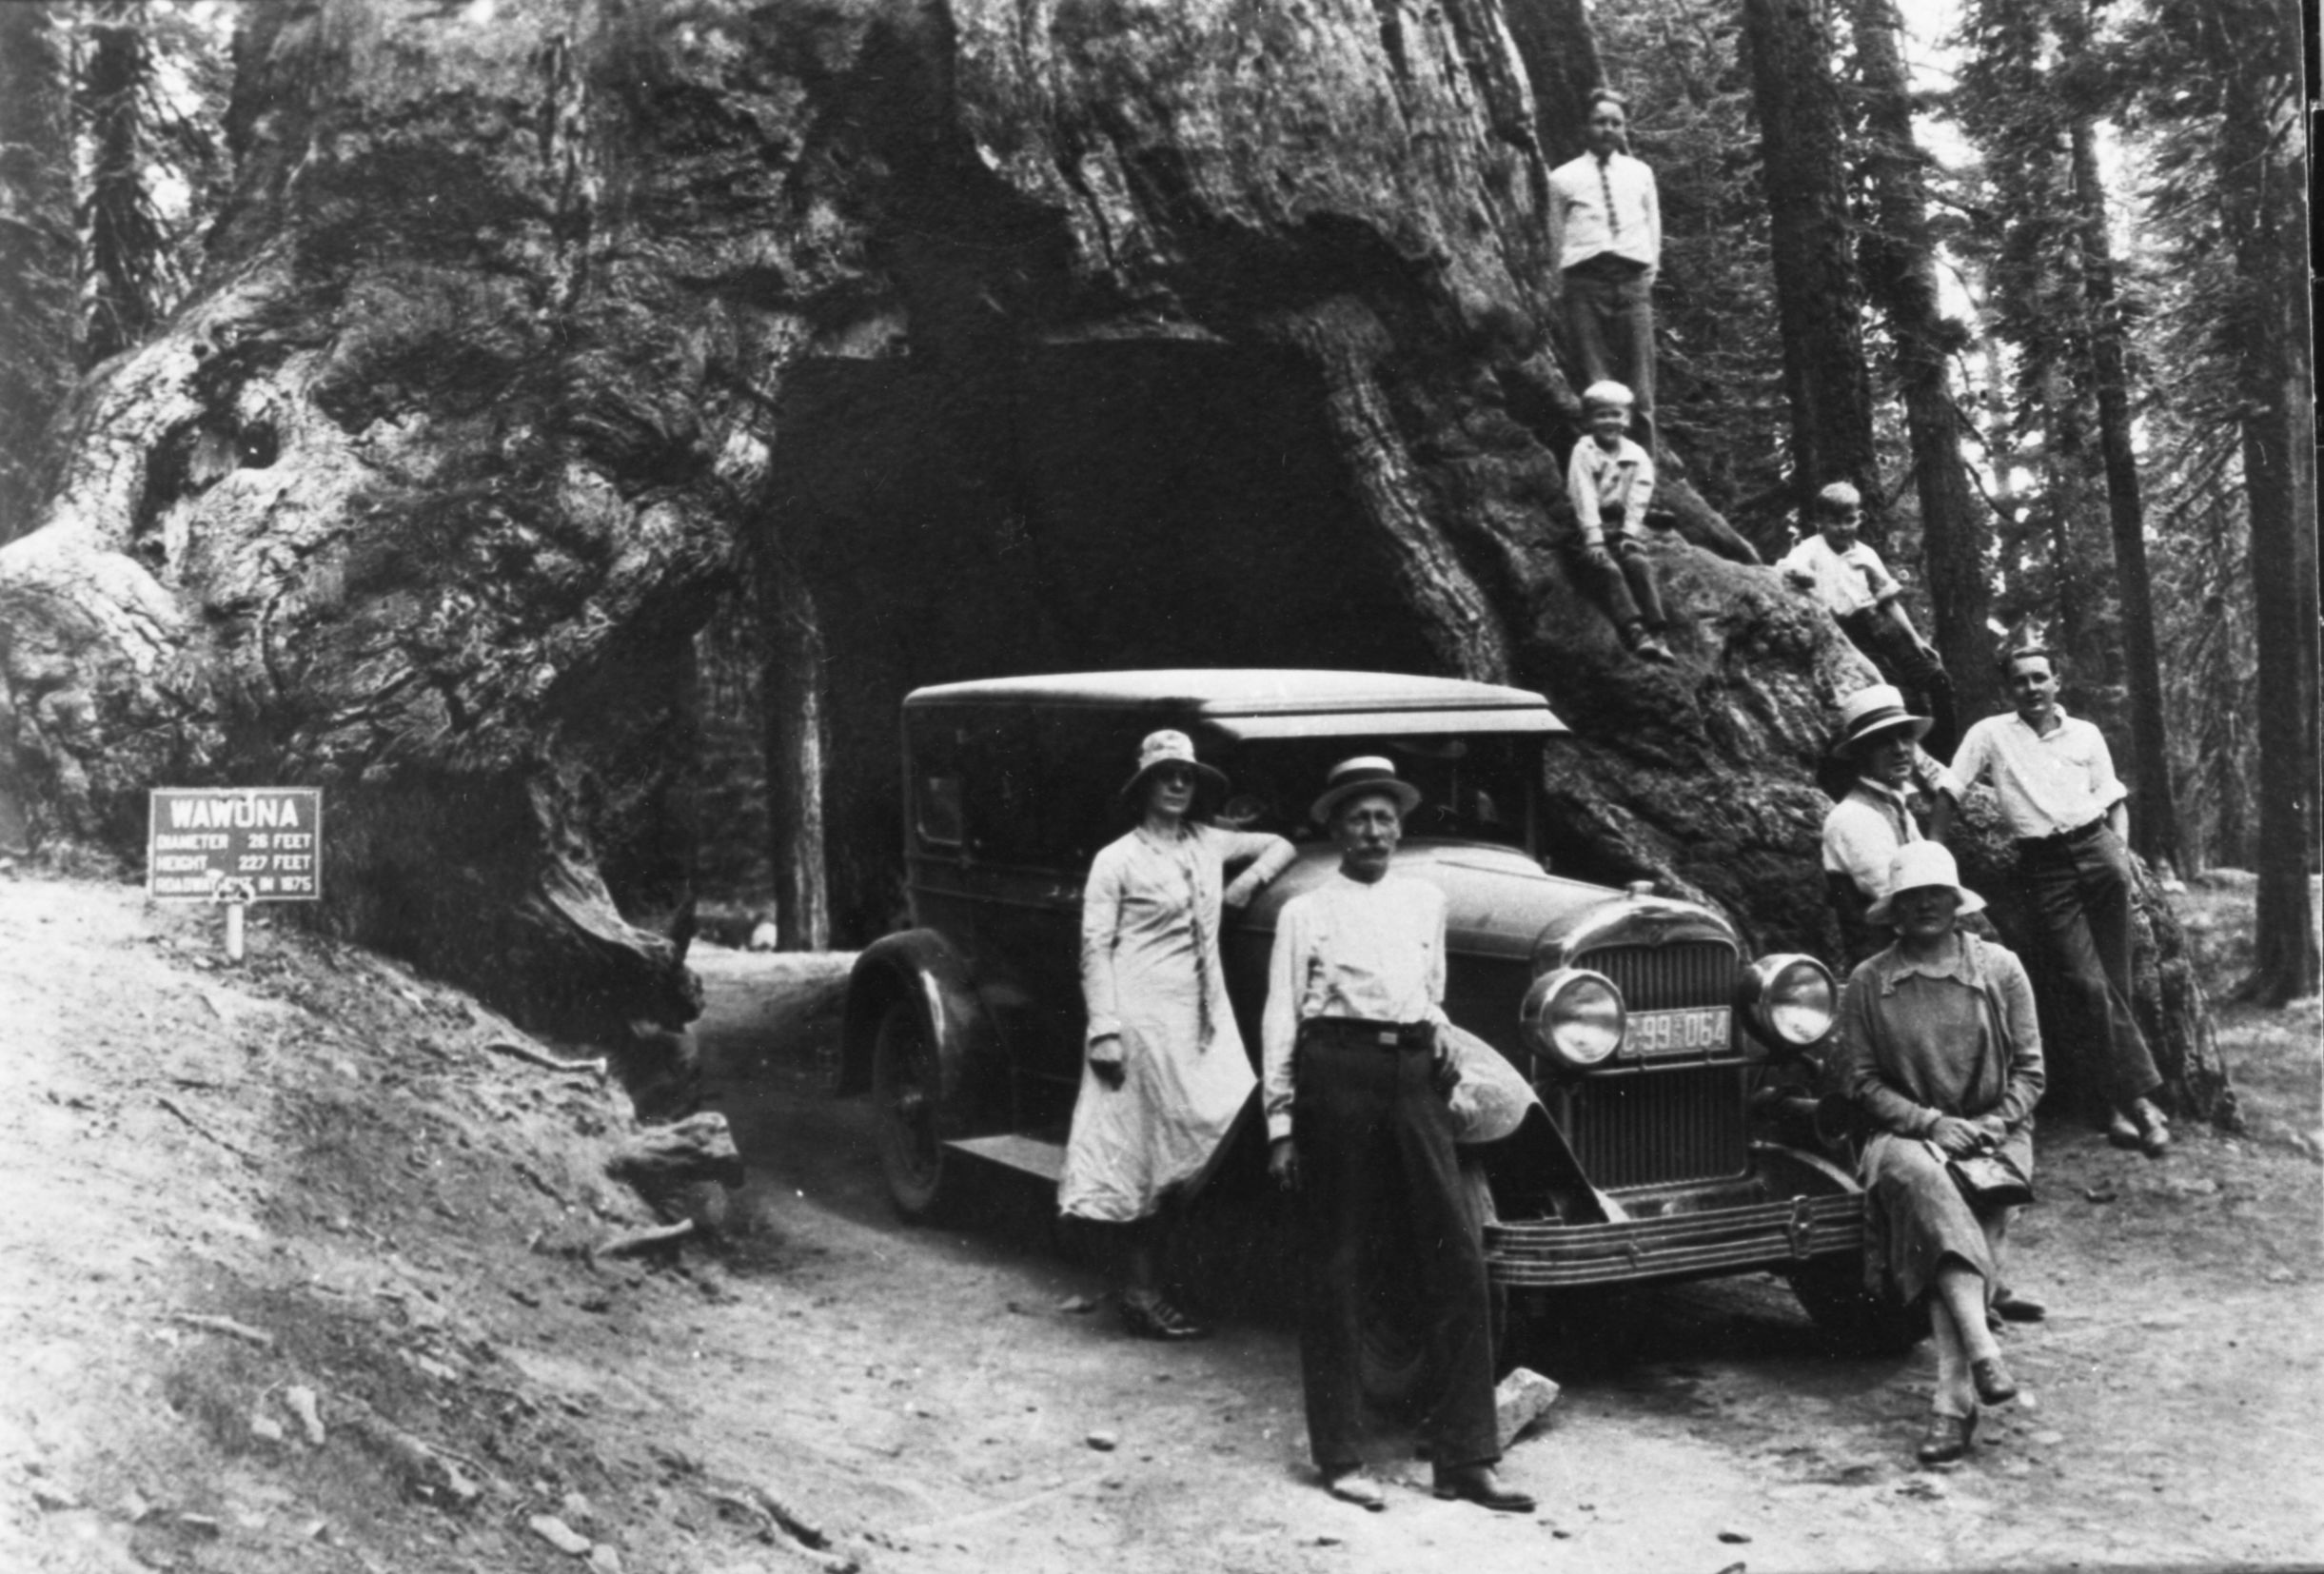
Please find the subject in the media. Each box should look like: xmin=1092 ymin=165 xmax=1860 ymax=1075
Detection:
xmin=1311 ymin=756 xmax=1423 ymax=825
xmin=1865 ymin=841 xmax=1987 ymax=925
xmin=1120 ymin=729 xmax=1228 ymax=799
xmin=1834 ymin=682 xmax=1933 ymax=756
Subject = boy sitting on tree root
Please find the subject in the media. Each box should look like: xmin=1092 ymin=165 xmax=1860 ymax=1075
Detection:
xmin=1566 ymin=381 xmax=1675 ymax=663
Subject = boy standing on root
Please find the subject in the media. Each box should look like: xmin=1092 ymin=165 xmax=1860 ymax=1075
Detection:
xmin=1566 ymin=381 xmax=1675 ymax=663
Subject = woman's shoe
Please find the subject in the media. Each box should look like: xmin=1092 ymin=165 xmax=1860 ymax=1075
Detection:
xmin=1970 ymin=1354 xmax=2019 ymax=1405
xmin=1120 ymin=1294 xmax=1210 ymax=1342
xmin=1916 ymin=1410 xmax=1978 ymax=1466
xmin=2132 ymin=1099 xmax=2172 ymax=1158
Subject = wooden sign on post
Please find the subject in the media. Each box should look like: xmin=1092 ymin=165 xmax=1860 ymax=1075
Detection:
xmin=148 ymin=788 xmax=324 ymax=961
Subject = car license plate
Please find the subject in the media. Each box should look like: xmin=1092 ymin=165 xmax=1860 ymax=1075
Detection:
xmin=1626 ymin=1006 xmax=1732 ymax=1057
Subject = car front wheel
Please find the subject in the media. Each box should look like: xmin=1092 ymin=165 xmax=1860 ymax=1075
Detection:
xmin=871 ymin=997 xmax=953 ymax=1222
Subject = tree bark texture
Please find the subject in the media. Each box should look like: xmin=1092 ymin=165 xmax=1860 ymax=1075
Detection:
xmin=0 ymin=0 xmax=2224 ymax=1108
xmin=1740 ymin=0 xmax=1878 ymax=533
xmin=1846 ymin=0 xmax=1999 ymax=729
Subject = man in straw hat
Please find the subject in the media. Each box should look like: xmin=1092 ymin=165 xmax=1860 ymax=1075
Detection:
xmin=1952 ymin=645 xmax=2169 ymax=1158
xmin=1259 ymin=757 xmax=1534 ymax=1515
xmin=1822 ymin=683 xmax=1960 ymax=970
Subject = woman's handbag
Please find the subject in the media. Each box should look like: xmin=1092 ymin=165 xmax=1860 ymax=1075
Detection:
xmin=1947 ymin=1149 xmax=2034 ymax=1210
xmin=1945 ymin=965 xmax=2035 ymax=1210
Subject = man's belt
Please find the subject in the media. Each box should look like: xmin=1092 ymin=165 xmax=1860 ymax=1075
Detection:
xmin=2017 ymin=817 xmax=2109 ymax=855
xmin=1299 ymin=1017 xmax=1434 ymax=1052
xmin=1565 ymin=252 xmax=1648 ymax=281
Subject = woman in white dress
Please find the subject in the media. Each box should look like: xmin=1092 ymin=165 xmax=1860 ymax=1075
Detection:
xmin=1060 ymin=729 xmax=1294 ymax=1339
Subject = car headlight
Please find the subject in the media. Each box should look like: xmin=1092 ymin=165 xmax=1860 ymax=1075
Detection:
xmin=1746 ymin=954 xmax=1838 ymax=1049
xmin=1521 ymin=967 xmax=1625 ymax=1070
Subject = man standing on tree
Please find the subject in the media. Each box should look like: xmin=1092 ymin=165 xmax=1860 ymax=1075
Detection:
xmin=1262 ymin=757 xmax=1533 ymax=1516
xmin=1548 ymin=88 xmax=1661 ymax=443
xmin=1781 ymin=482 xmax=1958 ymax=752
xmin=1952 ymin=647 xmax=2170 ymax=1158
xmin=1567 ymin=381 xmax=1675 ymax=663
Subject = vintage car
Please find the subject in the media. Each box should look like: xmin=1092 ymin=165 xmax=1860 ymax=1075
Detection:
xmin=836 ymin=670 xmax=1908 ymax=1356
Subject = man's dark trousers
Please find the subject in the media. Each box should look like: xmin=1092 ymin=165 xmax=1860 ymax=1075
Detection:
xmin=1563 ymin=258 xmax=1655 ymax=428
xmin=2016 ymin=823 xmax=2161 ymax=1112
xmin=1291 ymin=1020 xmax=1498 ymax=1473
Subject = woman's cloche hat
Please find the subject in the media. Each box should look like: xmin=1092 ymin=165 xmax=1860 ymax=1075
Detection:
xmin=1120 ymin=729 xmax=1228 ymax=799
xmin=1310 ymin=756 xmax=1423 ymax=826
xmin=1865 ymin=841 xmax=1987 ymax=925
xmin=1834 ymin=682 xmax=1933 ymax=757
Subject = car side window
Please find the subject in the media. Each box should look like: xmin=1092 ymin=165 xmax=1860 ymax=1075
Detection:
xmin=909 ymin=723 xmax=965 ymax=851
xmin=917 ymin=772 xmax=963 ymax=847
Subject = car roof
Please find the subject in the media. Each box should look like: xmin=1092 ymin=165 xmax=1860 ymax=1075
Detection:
xmin=903 ymin=669 xmax=1566 ymax=735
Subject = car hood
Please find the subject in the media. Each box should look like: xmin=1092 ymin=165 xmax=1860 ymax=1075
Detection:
xmin=1232 ymin=841 xmax=1639 ymax=963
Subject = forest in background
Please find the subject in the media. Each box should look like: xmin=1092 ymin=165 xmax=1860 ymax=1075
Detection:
xmin=0 ymin=0 xmax=2312 ymax=1004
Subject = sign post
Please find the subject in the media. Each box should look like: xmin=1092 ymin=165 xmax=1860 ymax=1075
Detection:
xmin=148 ymin=788 xmax=324 ymax=961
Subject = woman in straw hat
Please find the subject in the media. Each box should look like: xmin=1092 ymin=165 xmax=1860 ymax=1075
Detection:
xmin=1060 ymin=730 xmax=1294 ymax=1340
xmin=1834 ymin=841 xmax=2045 ymax=1465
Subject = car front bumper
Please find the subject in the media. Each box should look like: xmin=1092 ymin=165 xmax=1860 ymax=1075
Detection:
xmin=1485 ymin=1191 xmax=1866 ymax=1289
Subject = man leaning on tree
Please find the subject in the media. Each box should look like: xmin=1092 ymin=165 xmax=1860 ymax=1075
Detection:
xmin=1951 ymin=646 xmax=2170 ymax=1158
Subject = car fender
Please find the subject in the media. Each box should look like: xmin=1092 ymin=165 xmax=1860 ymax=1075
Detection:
xmin=838 ymin=929 xmax=1010 ymax=1112
xmin=1752 ymin=1140 xmax=1863 ymax=1199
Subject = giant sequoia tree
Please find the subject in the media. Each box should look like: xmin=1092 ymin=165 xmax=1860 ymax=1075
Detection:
xmin=0 ymin=0 xmax=2231 ymax=1114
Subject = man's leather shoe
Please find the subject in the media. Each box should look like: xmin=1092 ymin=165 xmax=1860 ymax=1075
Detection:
xmin=1431 ymin=1464 xmax=1535 ymax=1514
xmin=1916 ymin=1410 xmax=1978 ymax=1466
xmin=1323 ymin=1468 xmax=1386 ymax=1511
xmin=1120 ymin=1295 xmax=1209 ymax=1342
xmin=1992 ymin=1286 xmax=2048 ymax=1323
xmin=1971 ymin=1354 xmax=2019 ymax=1405
xmin=2132 ymin=1099 xmax=2171 ymax=1159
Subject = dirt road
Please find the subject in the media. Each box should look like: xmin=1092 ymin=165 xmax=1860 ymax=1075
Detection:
xmin=2 ymin=876 xmax=2315 ymax=1574
xmin=689 ymin=948 xmax=2324 ymax=1573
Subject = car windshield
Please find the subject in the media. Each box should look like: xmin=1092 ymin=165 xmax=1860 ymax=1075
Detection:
xmin=1197 ymin=731 xmax=1540 ymax=853
xmin=906 ymin=706 xmax=1546 ymax=870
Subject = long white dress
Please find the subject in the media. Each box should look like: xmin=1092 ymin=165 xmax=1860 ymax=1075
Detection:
xmin=1057 ymin=822 xmax=1291 ymax=1223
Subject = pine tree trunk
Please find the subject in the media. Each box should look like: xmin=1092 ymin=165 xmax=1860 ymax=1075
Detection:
xmin=78 ymin=1 xmax=166 ymax=368
xmin=1847 ymin=0 xmax=1999 ymax=732
xmin=0 ymin=2 xmax=77 ymax=545
xmin=2215 ymin=58 xmax=2320 ymax=1004
xmin=763 ymin=561 xmax=830 ymax=953
xmin=1740 ymin=0 xmax=1878 ymax=533
xmin=2066 ymin=89 xmax=2177 ymax=875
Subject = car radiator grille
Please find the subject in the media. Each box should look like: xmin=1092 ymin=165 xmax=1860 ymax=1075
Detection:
xmin=1581 ymin=942 xmax=1734 ymax=1013
xmin=1566 ymin=941 xmax=1748 ymax=1189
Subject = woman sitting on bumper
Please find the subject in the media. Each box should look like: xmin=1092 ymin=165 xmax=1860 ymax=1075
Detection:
xmin=1835 ymin=842 xmax=2045 ymax=1465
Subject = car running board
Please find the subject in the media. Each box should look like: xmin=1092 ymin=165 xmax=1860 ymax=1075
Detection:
xmin=943 ymin=1133 xmax=1067 ymax=1185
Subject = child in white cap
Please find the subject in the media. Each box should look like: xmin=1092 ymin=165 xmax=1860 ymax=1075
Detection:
xmin=1566 ymin=381 xmax=1674 ymax=662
